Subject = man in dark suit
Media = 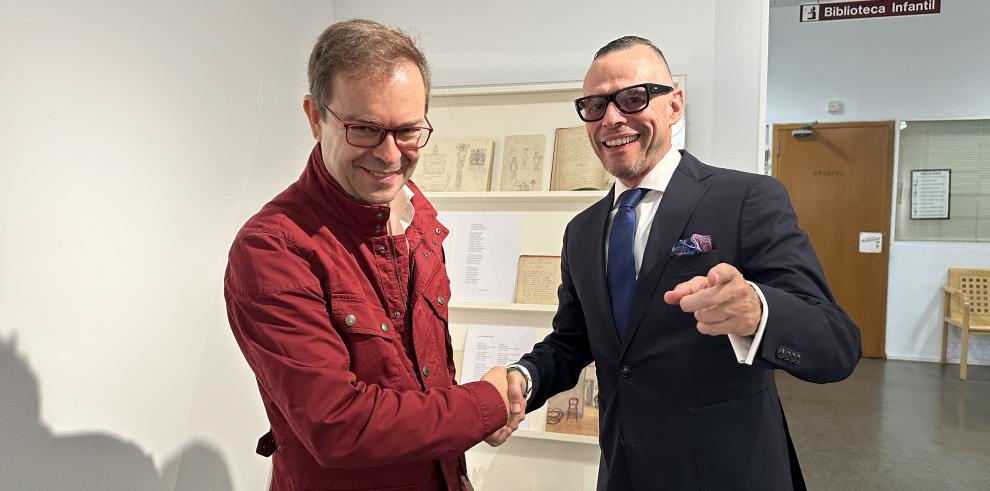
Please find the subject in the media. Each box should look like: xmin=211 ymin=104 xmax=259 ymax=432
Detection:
xmin=491 ymin=36 xmax=862 ymax=490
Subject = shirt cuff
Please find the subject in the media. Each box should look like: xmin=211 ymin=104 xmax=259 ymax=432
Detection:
xmin=506 ymin=363 xmax=533 ymax=402
xmin=728 ymin=281 xmax=769 ymax=365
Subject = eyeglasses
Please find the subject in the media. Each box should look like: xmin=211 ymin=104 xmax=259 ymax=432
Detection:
xmin=574 ymin=83 xmax=674 ymax=122
xmin=323 ymin=104 xmax=433 ymax=149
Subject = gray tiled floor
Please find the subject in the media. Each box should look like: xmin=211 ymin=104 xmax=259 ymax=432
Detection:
xmin=778 ymin=359 xmax=990 ymax=490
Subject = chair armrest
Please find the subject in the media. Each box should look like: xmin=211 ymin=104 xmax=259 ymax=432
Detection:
xmin=943 ymin=286 xmax=970 ymax=304
xmin=943 ymin=286 xmax=972 ymax=325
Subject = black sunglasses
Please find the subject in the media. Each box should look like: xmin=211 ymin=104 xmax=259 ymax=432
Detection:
xmin=574 ymin=83 xmax=674 ymax=122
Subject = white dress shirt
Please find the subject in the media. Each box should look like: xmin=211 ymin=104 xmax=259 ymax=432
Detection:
xmin=607 ymin=147 xmax=768 ymax=365
xmin=387 ymin=185 xmax=416 ymax=235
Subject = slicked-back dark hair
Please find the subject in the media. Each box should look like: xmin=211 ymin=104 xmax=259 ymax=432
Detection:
xmin=594 ymin=35 xmax=670 ymax=69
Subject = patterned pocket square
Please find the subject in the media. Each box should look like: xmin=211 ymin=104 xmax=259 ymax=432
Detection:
xmin=671 ymin=234 xmax=713 ymax=257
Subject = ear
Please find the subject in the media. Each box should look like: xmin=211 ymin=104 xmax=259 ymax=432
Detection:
xmin=668 ymin=87 xmax=685 ymax=125
xmin=303 ymin=96 xmax=322 ymax=140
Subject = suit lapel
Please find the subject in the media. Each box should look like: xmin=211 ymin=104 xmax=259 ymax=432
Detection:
xmin=620 ymin=153 xmax=711 ymax=358
xmin=588 ymin=187 xmax=621 ymax=351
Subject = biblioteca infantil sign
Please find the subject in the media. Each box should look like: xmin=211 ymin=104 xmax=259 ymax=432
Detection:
xmin=800 ymin=0 xmax=940 ymax=23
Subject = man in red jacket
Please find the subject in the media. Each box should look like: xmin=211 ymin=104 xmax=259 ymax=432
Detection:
xmin=224 ymin=19 xmax=512 ymax=491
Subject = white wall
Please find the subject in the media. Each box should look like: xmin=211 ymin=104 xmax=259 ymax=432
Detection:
xmin=767 ymin=1 xmax=990 ymax=365
xmin=0 ymin=1 xmax=333 ymax=489
xmin=885 ymin=243 xmax=990 ymax=363
xmin=334 ymin=0 xmax=769 ymax=173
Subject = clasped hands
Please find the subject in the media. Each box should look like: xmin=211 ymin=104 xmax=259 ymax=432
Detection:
xmin=481 ymin=264 xmax=760 ymax=447
xmin=480 ymin=366 xmax=528 ymax=447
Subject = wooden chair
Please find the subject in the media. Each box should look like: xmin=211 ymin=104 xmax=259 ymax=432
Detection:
xmin=941 ymin=268 xmax=990 ymax=380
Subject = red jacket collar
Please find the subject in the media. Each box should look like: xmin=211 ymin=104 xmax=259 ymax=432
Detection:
xmin=297 ymin=143 xmax=442 ymax=239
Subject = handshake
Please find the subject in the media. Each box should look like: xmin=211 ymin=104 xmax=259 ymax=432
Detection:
xmin=480 ymin=365 xmax=528 ymax=447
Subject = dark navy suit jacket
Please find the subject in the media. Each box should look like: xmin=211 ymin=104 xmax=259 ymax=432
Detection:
xmin=518 ymin=151 xmax=861 ymax=491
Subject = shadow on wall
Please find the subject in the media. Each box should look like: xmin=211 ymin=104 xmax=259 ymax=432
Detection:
xmin=0 ymin=335 xmax=234 ymax=491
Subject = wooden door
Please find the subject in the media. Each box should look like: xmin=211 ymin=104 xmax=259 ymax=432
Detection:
xmin=773 ymin=121 xmax=894 ymax=358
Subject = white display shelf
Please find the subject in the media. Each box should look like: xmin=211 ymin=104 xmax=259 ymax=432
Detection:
xmin=447 ymin=302 xmax=557 ymax=327
xmin=432 ymin=81 xmax=603 ymax=453
xmin=448 ymin=302 xmax=557 ymax=313
xmin=513 ymin=429 xmax=598 ymax=445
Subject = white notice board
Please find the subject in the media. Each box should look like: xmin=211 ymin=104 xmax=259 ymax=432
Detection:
xmin=910 ymin=169 xmax=950 ymax=220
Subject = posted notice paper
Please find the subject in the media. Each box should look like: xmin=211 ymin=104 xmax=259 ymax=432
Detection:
xmin=461 ymin=324 xmax=539 ymax=429
xmin=436 ymin=212 xmax=522 ymax=304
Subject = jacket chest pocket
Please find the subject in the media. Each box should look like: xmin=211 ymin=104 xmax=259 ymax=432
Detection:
xmin=330 ymin=294 xmax=404 ymax=387
xmin=421 ymin=275 xmax=451 ymax=324
xmin=666 ymin=250 xmax=720 ymax=280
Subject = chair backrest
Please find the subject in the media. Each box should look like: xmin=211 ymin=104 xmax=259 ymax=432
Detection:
xmin=947 ymin=268 xmax=990 ymax=324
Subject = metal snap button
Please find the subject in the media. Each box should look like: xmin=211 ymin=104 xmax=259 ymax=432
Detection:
xmin=380 ymin=323 xmax=390 ymax=333
xmin=344 ymin=314 xmax=356 ymax=327
xmin=437 ymin=296 xmax=445 ymax=305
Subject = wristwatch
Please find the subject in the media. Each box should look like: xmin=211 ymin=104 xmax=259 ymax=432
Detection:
xmin=506 ymin=364 xmax=532 ymax=400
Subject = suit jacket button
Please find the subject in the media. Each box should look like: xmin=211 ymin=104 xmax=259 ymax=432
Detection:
xmin=619 ymin=366 xmax=632 ymax=378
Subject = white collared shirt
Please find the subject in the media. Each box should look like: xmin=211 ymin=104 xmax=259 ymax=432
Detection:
xmin=388 ymin=185 xmax=416 ymax=235
xmin=605 ymin=145 xmax=681 ymax=272
xmin=605 ymin=146 xmax=768 ymax=365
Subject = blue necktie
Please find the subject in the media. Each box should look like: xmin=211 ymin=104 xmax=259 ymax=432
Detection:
xmin=608 ymin=188 xmax=648 ymax=338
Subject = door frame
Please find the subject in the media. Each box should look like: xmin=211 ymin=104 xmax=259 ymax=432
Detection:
xmin=770 ymin=121 xmax=895 ymax=359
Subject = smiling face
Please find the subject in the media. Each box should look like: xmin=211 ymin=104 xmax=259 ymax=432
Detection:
xmin=582 ymin=45 xmax=684 ymax=187
xmin=303 ymin=60 xmax=427 ymax=206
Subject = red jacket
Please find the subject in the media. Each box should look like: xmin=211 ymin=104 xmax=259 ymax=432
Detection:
xmin=225 ymin=144 xmax=506 ymax=490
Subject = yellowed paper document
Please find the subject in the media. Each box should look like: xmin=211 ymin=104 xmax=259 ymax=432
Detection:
xmin=499 ymin=134 xmax=546 ymax=191
xmin=550 ymin=126 xmax=613 ymax=191
xmin=417 ymin=139 xmax=494 ymax=192
xmin=514 ymin=255 xmax=561 ymax=305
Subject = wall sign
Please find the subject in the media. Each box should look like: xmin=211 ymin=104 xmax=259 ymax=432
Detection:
xmin=911 ymin=169 xmax=951 ymax=220
xmin=801 ymin=0 xmax=940 ymax=23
